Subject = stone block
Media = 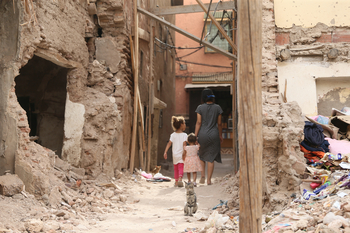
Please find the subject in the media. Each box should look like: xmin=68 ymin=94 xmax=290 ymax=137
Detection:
xmin=25 ymin=219 xmax=44 ymax=233
xmin=95 ymin=37 xmax=121 ymax=74
xmin=292 ymin=160 xmax=306 ymax=175
xmin=0 ymin=174 xmax=24 ymax=196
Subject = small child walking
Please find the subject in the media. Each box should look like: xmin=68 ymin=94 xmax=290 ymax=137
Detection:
xmin=183 ymin=133 xmax=202 ymax=187
xmin=164 ymin=116 xmax=187 ymax=187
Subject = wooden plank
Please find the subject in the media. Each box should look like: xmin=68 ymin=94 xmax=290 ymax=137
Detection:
xmin=150 ymin=1 xmax=236 ymax=16
xmin=137 ymin=89 xmax=146 ymax=151
xmin=137 ymin=7 xmax=237 ymax=61
xmin=130 ymin=0 xmax=139 ymax=173
xmin=195 ymin=0 xmax=237 ymax=53
xmin=147 ymin=21 xmax=155 ymax=173
xmin=237 ymin=0 xmax=262 ymax=232
xmin=232 ymin=8 xmax=239 ymax=174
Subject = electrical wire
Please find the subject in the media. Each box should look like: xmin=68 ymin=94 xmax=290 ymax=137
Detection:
xmin=204 ymin=0 xmax=223 ymax=40
xmin=176 ymin=60 xmax=231 ymax=69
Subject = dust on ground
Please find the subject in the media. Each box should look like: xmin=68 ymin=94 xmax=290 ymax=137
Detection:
xmin=0 ymin=154 xmax=235 ymax=233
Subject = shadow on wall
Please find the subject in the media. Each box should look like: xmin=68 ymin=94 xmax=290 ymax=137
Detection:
xmin=15 ymin=55 xmax=69 ymax=157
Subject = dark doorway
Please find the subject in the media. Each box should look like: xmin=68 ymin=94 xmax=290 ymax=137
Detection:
xmin=188 ymin=87 xmax=232 ymax=134
xmin=15 ymin=55 xmax=68 ymax=157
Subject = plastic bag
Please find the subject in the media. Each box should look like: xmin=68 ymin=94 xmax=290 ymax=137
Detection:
xmin=205 ymin=210 xmax=229 ymax=229
xmin=317 ymin=115 xmax=329 ymax=125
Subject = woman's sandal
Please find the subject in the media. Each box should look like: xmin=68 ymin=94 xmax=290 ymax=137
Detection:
xmin=199 ymin=177 xmax=205 ymax=184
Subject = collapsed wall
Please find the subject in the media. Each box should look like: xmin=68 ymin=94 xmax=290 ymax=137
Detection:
xmin=227 ymin=0 xmax=307 ymax=213
xmin=0 ymin=0 xmax=135 ymax=195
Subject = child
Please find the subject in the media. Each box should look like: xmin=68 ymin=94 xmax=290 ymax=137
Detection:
xmin=183 ymin=133 xmax=202 ymax=187
xmin=164 ymin=116 xmax=187 ymax=187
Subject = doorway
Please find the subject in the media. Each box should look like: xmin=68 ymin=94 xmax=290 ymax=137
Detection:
xmin=15 ymin=55 xmax=69 ymax=157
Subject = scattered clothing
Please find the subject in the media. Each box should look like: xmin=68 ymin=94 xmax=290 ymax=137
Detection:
xmin=303 ymin=121 xmax=324 ymax=147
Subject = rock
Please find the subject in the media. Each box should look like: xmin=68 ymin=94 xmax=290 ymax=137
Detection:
xmin=42 ymin=221 xmax=60 ymax=232
xmin=55 ymin=210 xmax=66 ymax=217
xmin=59 ymin=223 xmax=73 ymax=231
xmin=293 ymin=219 xmax=308 ymax=230
xmin=343 ymin=204 xmax=350 ymax=212
xmin=328 ymin=219 xmax=343 ymax=229
xmin=103 ymin=189 xmax=114 ymax=199
xmin=97 ymin=215 xmax=107 ymax=221
xmin=48 ymin=186 xmax=62 ymax=207
xmin=70 ymin=167 xmax=85 ymax=177
xmin=95 ymin=38 xmax=121 ymax=73
xmin=25 ymin=219 xmax=44 ymax=233
xmin=323 ymin=212 xmax=347 ymax=225
xmin=0 ymin=174 xmax=24 ymax=196
xmin=119 ymin=195 xmax=127 ymax=203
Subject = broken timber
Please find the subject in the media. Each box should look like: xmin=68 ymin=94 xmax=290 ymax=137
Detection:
xmin=150 ymin=1 xmax=236 ymax=16
xmin=195 ymin=0 xmax=237 ymax=53
xmin=137 ymin=7 xmax=237 ymax=61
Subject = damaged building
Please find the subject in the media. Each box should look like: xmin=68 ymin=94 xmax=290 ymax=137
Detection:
xmin=0 ymin=0 xmax=175 ymax=194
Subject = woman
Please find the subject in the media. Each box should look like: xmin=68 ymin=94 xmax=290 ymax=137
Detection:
xmin=195 ymin=88 xmax=223 ymax=185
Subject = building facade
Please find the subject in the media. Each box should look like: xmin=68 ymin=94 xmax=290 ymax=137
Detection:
xmin=0 ymin=0 xmax=175 ymax=194
xmin=174 ymin=0 xmax=236 ymax=148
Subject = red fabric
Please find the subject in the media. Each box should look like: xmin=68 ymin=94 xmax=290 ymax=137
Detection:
xmin=173 ymin=163 xmax=184 ymax=181
xmin=300 ymin=145 xmax=325 ymax=162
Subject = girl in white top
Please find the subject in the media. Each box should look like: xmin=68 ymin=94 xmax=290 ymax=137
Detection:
xmin=163 ymin=116 xmax=187 ymax=187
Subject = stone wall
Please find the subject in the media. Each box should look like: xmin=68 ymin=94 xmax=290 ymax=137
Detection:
xmin=0 ymin=0 xmax=176 ymax=195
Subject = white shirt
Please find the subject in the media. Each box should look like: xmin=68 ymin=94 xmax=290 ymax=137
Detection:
xmin=170 ymin=132 xmax=188 ymax=164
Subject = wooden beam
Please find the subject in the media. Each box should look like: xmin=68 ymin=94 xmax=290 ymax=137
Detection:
xmin=137 ymin=7 xmax=237 ymax=61
xmin=150 ymin=1 xmax=236 ymax=16
xmin=137 ymin=89 xmax=146 ymax=151
xmin=238 ymin=0 xmax=262 ymax=232
xmin=147 ymin=21 xmax=155 ymax=173
xmin=195 ymin=0 xmax=237 ymax=53
xmin=130 ymin=0 xmax=139 ymax=173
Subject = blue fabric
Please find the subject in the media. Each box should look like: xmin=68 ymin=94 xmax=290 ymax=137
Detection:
xmin=304 ymin=121 xmax=324 ymax=147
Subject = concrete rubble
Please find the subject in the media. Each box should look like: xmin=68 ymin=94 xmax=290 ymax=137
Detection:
xmin=0 ymin=166 xmax=137 ymax=233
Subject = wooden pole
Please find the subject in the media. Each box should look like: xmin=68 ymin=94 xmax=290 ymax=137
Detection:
xmin=237 ymin=0 xmax=262 ymax=232
xmin=232 ymin=8 xmax=238 ymax=174
xmin=130 ymin=0 xmax=139 ymax=172
xmin=137 ymin=7 xmax=236 ymax=60
xmin=150 ymin=1 xmax=236 ymax=16
xmin=147 ymin=20 xmax=155 ymax=173
xmin=195 ymin=0 xmax=237 ymax=53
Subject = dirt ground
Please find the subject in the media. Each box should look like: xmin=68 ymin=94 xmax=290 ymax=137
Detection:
xmin=81 ymin=154 xmax=235 ymax=233
xmin=0 ymin=154 xmax=235 ymax=233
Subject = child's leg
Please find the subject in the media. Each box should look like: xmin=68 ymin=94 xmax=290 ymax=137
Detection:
xmin=193 ymin=172 xmax=197 ymax=183
xmin=174 ymin=164 xmax=179 ymax=185
xmin=187 ymin=173 xmax=191 ymax=182
xmin=178 ymin=163 xmax=184 ymax=181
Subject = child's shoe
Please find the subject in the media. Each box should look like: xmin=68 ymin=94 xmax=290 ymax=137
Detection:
xmin=193 ymin=182 xmax=197 ymax=187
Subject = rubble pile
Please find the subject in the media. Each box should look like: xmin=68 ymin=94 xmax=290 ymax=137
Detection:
xmin=0 ymin=167 xmax=137 ymax=233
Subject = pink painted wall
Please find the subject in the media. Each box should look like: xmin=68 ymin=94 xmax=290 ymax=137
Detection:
xmin=175 ymin=77 xmax=191 ymax=116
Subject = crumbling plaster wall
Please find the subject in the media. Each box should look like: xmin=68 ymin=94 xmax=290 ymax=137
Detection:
xmin=0 ymin=0 xmax=138 ymax=195
xmin=275 ymin=0 xmax=350 ymax=116
xmin=253 ymin=0 xmax=306 ymax=212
